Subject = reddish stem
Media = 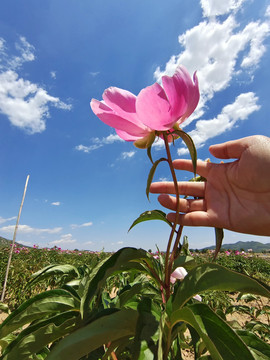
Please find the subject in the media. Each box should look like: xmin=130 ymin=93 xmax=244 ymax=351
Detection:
xmin=163 ymin=132 xmax=181 ymax=300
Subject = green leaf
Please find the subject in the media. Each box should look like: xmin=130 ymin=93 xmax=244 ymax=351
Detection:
xmin=172 ymin=263 xmax=270 ymax=311
xmin=213 ymin=228 xmax=224 ymax=260
xmin=29 ymin=264 xmax=80 ymax=286
xmin=128 ymin=210 xmax=172 ymax=232
xmin=173 ymin=130 xmax=197 ymax=175
xmin=81 ymin=247 xmax=148 ymax=320
xmin=0 ymin=289 xmax=80 ymax=339
xmin=0 ymin=302 xmax=9 ymax=314
xmin=173 ymin=255 xmax=196 ymax=271
xmin=146 ymin=158 xmax=167 ymax=200
xmin=0 ymin=334 xmax=16 ymax=353
xmin=131 ymin=297 xmax=158 ymax=359
xmin=118 ymin=283 xmax=143 ymax=307
xmin=1 ymin=311 xmax=80 ymax=360
xmin=46 ymin=309 xmax=138 ymax=360
xmin=236 ymin=329 xmax=270 ymax=359
xmin=170 ymin=303 xmax=254 ymax=360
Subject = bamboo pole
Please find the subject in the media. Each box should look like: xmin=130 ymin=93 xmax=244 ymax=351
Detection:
xmin=1 ymin=175 xmax=30 ymax=302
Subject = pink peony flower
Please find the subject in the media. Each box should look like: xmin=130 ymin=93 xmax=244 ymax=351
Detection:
xmin=170 ymin=266 xmax=201 ymax=302
xmin=193 ymin=294 xmax=202 ymax=302
xmin=90 ymin=65 xmax=199 ymax=148
xmin=170 ymin=266 xmax=188 ymax=284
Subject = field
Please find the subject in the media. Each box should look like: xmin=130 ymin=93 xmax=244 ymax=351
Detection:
xmin=0 ymin=245 xmax=269 ymax=359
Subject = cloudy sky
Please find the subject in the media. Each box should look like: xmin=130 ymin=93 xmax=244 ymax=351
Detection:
xmin=0 ymin=0 xmax=269 ymax=251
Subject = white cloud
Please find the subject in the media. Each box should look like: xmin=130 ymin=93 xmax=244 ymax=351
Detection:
xmin=50 ymin=71 xmax=56 ymax=79
xmin=84 ymin=241 xmax=93 ymax=245
xmin=0 ymin=37 xmax=72 ymax=134
xmin=51 ymin=201 xmax=61 ymax=206
xmin=111 ymin=241 xmax=124 ymax=246
xmin=75 ymin=144 xmax=103 ymax=153
xmin=0 ymin=216 xmax=16 ymax=224
xmin=240 ymin=21 xmax=270 ymax=68
xmin=18 ymin=240 xmax=32 ymax=246
xmin=266 ymin=5 xmax=270 ymax=18
xmin=200 ymin=0 xmax=247 ymax=17
xmin=154 ymin=2 xmax=269 ymax=150
xmin=5 ymin=36 xmax=35 ymax=70
xmin=90 ymin=71 xmax=100 ymax=77
xmin=71 ymin=221 xmax=93 ymax=229
xmin=154 ymin=9 xmax=269 ymax=123
xmin=0 ymin=224 xmax=62 ymax=235
xmin=49 ymin=233 xmax=76 ymax=245
xmin=152 ymin=137 xmax=165 ymax=150
xmin=76 ymin=134 xmax=123 ymax=153
xmin=121 ymin=151 xmax=135 ymax=159
xmin=97 ymin=134 xmax=124 ymax=144
xmin=177 ymin=92 xmax=260 ymax=154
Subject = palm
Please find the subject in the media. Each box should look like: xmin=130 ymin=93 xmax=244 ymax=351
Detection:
xmin=150 ymin=136 xmax=270 ymax=236
xmin=202 ymin=161 xmax=269 ymax=234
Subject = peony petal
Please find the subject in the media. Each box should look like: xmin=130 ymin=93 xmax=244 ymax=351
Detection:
xmin=136 ymin=83 xmax=175 ymax=131
xmin=162 ymin=72 xmax=188 ymax=120
xmin=115 ymin=129 xmax=142 ymax=141
xmin=175 ymin=68 xmax=200 ymax=124
xmin=90 ymin=99 xmax=149 ymax=137
xmin=171 ymin=266 xmax=188 ymax=282
xmin=103 ymin=87 xmax=144 ymax=125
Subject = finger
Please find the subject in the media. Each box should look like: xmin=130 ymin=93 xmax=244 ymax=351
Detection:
xmin=172 ymin=159 xmax=212 ymax=178
xmin=209 ymin=137 xmax=253 ymax=159
xmin=150 ymin=181 xmax=205 ymax=197
xmin=158 ymin=194 xmax=206 ymax=212
xmin=167 ymin=211 xmax=215 ymax=227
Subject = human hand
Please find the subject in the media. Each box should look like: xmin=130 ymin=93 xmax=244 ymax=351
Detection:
xmin=150 ymin=135 xmax=270 ymax=236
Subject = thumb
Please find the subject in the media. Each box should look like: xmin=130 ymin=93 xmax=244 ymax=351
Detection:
xmin=209 ymin=137 xmax=250 ymax=159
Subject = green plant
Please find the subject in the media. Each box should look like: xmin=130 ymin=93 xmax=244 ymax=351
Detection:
xmin=0 ymin=247 xmax=270 ymax=359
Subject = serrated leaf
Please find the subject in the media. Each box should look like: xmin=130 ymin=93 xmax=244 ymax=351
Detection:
xmin=128 ymin=210 xmax=172 ymax=232
xmin=146 ymin=158 xmax=167 ymax=200
xmin=173 ymin=130 xmax=197 ymax=175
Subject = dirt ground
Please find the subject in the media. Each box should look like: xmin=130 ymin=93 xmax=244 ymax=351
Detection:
xmin=0 ymin=312 xmax=7 ymax=323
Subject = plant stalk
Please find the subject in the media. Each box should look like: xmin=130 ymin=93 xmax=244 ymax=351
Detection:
xmin=1 ymin=175 xmax=30 ymax=302
xmin=163 ymin=133 xmax=181 ymax=299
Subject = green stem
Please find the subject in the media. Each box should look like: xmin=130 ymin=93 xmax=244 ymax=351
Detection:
xmin=163 ymin=132 xmax=181 ymax=300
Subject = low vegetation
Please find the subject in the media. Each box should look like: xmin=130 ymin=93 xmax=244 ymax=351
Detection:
xmin=0 ymin=245 xmax=269 ymax=359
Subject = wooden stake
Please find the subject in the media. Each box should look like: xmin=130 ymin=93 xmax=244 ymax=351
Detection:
xmin=1 ymin=175 xmax=30 ymax=302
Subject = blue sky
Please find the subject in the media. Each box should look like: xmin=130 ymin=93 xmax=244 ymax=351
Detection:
xmin=0 ymin=0 xmax=270 ymax=251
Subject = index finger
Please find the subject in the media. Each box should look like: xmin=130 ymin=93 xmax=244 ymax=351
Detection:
xmin=150 ymin=181 xmax=205 ymax=198
xmin=173 ymin=159 xmax=212 ymax=178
